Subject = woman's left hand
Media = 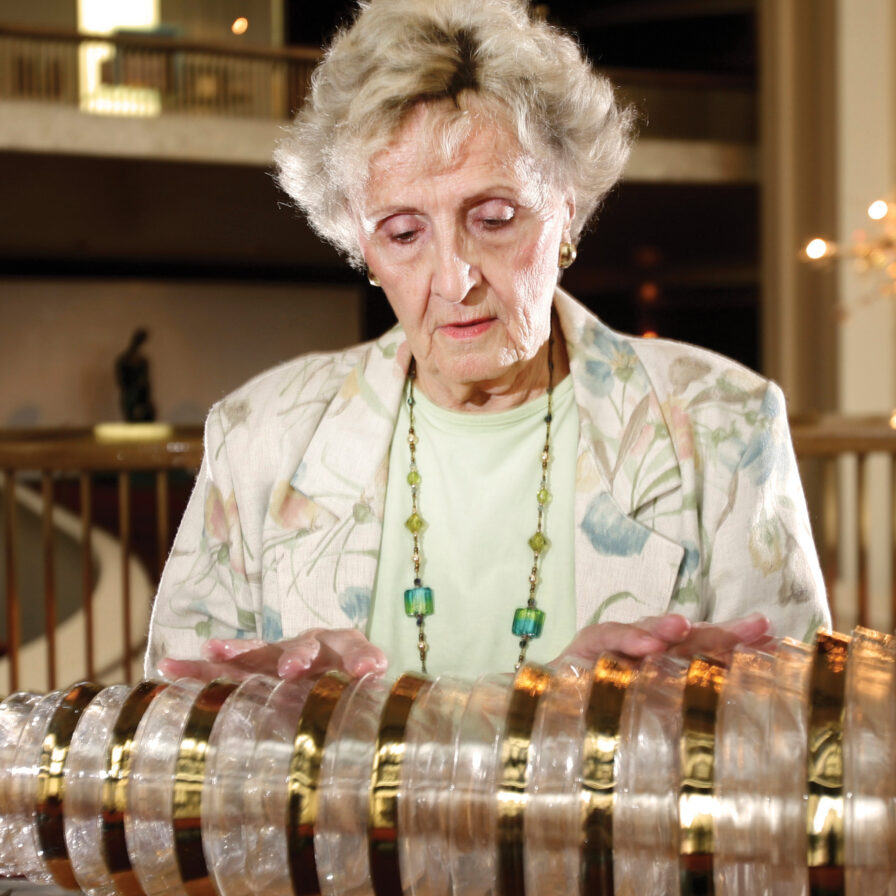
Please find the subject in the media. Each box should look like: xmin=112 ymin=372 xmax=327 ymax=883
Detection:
xmin=550 ymin=612 xmax=771 ymax=667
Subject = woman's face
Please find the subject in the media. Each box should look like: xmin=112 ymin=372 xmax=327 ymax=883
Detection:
xmin=355 ymin=106 xmax=573 ymax=409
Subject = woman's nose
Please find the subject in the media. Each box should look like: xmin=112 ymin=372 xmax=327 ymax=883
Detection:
xmin=431 ymin=238 xmax=479 ymax=304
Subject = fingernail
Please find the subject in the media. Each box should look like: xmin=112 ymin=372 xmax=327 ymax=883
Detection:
xmin=200 ymin=639 xmax=222 ymax=659
xmin=350 ymin=654 xmax=387 ymax=677
xmin=223 ymin=639 xmax=265 ymax=658
xmin=278 ymin=656 xmax=310 ymax=678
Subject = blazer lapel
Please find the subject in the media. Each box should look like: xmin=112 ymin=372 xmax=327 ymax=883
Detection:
xmin=278 ymin=327 xmax=408 ymax=630
xmin=289 ymin=328 xmax=406 ymax=515
xmin=555 ymin=290 xmax=687 ymax=628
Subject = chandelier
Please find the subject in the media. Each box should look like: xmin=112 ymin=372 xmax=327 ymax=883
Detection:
xmin=803 ymin=198 xmax=896 ymax=319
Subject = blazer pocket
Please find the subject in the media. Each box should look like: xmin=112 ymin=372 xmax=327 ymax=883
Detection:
xmin=576 ymin=492 xmax=685 ymax=629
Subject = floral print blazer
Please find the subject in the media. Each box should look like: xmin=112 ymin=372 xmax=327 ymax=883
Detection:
xmin=145 ymin=289 xmax=830 ymax=674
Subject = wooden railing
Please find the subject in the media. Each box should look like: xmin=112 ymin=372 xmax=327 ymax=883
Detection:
xmin=791 ymin=415 xmax=896 ymax=633
xmin=0 ymin=23 xmax=320 ymax=118
xmin=1 ymin=417 xmax=894 ymax=693
xmin=0 ymin=425 xmax=202 ymax=693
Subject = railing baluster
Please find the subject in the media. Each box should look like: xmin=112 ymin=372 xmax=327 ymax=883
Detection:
xmin=3 ymin=469 xmax=20 ymax=693
xmin=42 ymin=471 xmax=57 ymax=689
xmin=822 ymin=457 xmax=838 ymax=630
xmin=892 ymin=454 xmax=896 ymax=633
xmin=156 ymin=470 xmax=169 ymax=582
xmin=856 ymin=453 xmax=869 ymax=629
xmin=80 ymin=472 xmax=95 ymax=681
xmin=834 ymin=453 xmax=856 ymax=631
xmin=119 ymin=472 xmax=132 ymax=684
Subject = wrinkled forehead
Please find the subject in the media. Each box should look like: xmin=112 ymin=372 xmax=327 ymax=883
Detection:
xmin=349 ymin=96 xmax=550 ymax=210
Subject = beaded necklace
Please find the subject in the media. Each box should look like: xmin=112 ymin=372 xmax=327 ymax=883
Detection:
xmin=402 ymin=334 xmax=555 ymax=673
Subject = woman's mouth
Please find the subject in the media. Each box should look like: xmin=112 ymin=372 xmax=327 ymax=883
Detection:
xmin=439 ymin=318 xmax=495 ymax=339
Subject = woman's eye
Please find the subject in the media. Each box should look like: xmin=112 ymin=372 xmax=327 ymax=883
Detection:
xmin=382 ymin=215 xmax=422 ymax=244
xmin=475 ymin=202 xmax=515 ymax=229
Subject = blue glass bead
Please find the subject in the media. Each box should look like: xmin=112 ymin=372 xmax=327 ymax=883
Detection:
xmin=512 ymin=607 xmax=545 ymax=638
xmin=404 ymin=586 xmax=434 ymax=617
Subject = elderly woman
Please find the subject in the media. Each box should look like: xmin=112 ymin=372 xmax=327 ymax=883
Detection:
xmin=148 ymin=0 xmax=829 ymax=683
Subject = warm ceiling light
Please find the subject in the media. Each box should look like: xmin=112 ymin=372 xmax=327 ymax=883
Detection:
xmin=889 ymin=410 xmax=896 ymax=430
xmin=232 ymin=16 xmax=249 ymax=35
xmin=642 ymin=330 xmax=658 ymax=339
xmin=805 ymin=238 xmax=832 ymax=260
xmin=868 ymin=199 xmax=889 ymax=220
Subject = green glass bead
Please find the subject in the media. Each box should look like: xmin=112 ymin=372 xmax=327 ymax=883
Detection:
xmin=405 ymin=512 xmax=425 ymax=533
xmin=528 ymin=531 xmax=548 ymax=553
xmin=404 ymin=586 xmax=434 ymax=617
xmin=512 ymin=606 xmax=545 ymax=638
xmin=537 ymin=488 xmax=551 ymax=506
xmin=407 ymin=470 xmax=422 ymax=486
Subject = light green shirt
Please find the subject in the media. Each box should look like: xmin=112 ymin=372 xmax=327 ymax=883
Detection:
xmin=369 ymin=375 xmax=578 ymax=676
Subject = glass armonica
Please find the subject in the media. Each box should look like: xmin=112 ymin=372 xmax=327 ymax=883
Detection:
xmin=0 ymin=627 xmax=893 ymax=896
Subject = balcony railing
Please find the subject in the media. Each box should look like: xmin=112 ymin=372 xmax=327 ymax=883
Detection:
xmin=0 ymin=23 xmax=320 ymax=119
xmin=0 ymin=23 xmax=758 ymax=181
xmin=0 ymin=417 xmax=894 ymax=693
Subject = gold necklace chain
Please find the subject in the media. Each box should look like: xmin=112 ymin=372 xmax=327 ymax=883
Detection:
xmin=402 ymin=334 xmax=555 ymax=674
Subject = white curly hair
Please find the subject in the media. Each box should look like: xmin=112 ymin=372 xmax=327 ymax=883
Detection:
xmin=274 ymin=0 xmax=635 ymax=269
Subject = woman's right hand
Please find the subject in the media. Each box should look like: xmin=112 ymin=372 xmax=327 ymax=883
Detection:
xmin=155 ymin=628 xmax=388 ymax=683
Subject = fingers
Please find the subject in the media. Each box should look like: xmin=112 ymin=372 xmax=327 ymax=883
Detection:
xmin=673 ymin=612 xmax=771 ymax=659
xmin=635 ymin=613 xmax=692 ymax=645
xmin=159 ymin=642 xmax=287 ymax=681
xmin=712 ymin=611 xmax=771 ymax=641
xmin=572 ymin=615 xmax=694 ymax=662
xmin=549 ymin=618 xmax=679 ymax=666
xmin=156 ymin=656 xmax=252 ymax=682
xmin=159 ymin=629 xmax=387 ymax=684
xmin=551 ymin=613 xmax=772 ymax=668
xmin=277 ymin=629 xmax=387 ymax=679
xmin=201 ymin=638 xmax=266 ymax=661
xmin=601 ymin=622 xmax=671 ymax=657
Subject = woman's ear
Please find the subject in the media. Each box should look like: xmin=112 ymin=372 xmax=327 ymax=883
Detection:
xmin=564 ymin=195 xmax=576 ymax=232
